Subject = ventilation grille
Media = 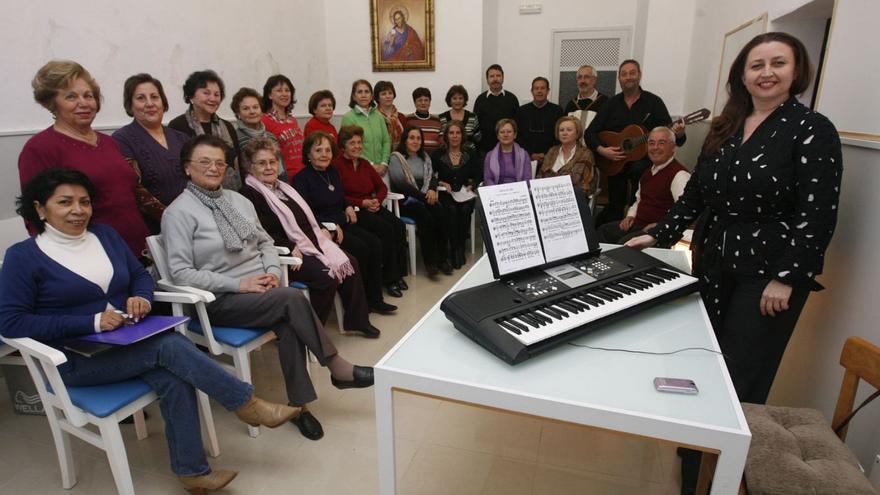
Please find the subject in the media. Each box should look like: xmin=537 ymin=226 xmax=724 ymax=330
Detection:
xmin=559 ymin=38 xmax=620 ymax=68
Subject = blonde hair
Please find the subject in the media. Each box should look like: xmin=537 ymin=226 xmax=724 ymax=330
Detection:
xmin=495 ymin=118 xmax=517 ymax=135
xmin=32 ymin=60 xmax=102 ymax=113
xmin=554 ymin=115 xmax=583 ymax=141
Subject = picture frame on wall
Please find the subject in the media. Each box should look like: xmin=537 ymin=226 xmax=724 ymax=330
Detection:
xmin=370 ymin=0 xmax=435 ymax=71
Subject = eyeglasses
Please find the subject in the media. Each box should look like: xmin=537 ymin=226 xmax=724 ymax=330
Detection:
xmin=188 ymin=158 xmax=228 ymax=170
xmin=252 ymin=159 xmax=280 ymax=169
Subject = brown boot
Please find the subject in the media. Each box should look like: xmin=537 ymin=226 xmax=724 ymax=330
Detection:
xmin=179 ymin=468 xmax=238 ymax=494
xmin=235 ymin=396 xmax=301 ymax=428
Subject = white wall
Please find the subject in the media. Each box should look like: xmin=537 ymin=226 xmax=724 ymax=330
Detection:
xmin=685 ymin=0 xmax=880 ymax=468
xmin=489 ymin=0 xmax=638 ymax=104
xmin=484 ymin=0 xmax=693 ymax=116
xmin=641 ymin=0 xmax=697 ymax=115
xmin=322 ymin=0 xmax=483 ymax=116
xmin=0 ymin=0 xmax=329 ymax=131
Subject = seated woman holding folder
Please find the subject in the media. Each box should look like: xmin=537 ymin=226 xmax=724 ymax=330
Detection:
xmin=162 ymin=134 xmax=374 ymax=443
xmin=0 ymin=167 xmax=300 ymax=493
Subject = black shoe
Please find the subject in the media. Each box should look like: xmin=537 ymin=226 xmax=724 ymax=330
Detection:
xmin=451 ymin=248 xmax=464 ymax=269
xmin=370 ymin=301 xmax=398 ymax=314
xmin=349 ymin=324 xmax=381 ymax=338
xmin=331 ymin=366 xmax=374 ymax=390
xmin=425 ymin=264 xmax=439 ymax=278
xmin=397 ymin=279 xmax=408 ymax=290
xmin=384 ymin=283 xmax=403 ymax=298
xmin=439 ymin=261 xmax=453 ymax=275
xmin=290 ymin=410 xmax=323 ymax=440
xmin=455 ymin=248 xmax=466 ymax=268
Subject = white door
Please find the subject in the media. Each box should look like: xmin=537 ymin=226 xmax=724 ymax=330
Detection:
xmin=550 ymin=28 xmax=632 ymax=106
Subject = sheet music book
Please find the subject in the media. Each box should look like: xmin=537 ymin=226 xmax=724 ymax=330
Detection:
xmin=479 ymin=176 xmax=597 ymax=278
xmin=64 ymin=316 xmax=190 ymax=357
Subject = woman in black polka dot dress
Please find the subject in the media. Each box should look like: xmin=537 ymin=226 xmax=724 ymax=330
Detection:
xmin=627 ymin=32 xmax=842 ymax=405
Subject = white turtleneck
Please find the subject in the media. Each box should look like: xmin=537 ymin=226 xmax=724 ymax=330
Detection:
xmin=36 ymin=223 xmax=114 ymax=331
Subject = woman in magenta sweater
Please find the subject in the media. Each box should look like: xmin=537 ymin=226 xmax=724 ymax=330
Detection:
xmin=18 ymin=60 xmax=150 ymax=258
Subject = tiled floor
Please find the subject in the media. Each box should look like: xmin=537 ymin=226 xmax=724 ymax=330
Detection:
xmin=0 ymin=248 xmax=685 ymax=494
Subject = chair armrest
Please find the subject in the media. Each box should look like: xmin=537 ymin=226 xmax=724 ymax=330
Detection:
xmin=275 ymin=246 xmax=291 ymax=255
xmin=279 ymin=256 xmax=303 ymax=266
xmin=386 ymin=192 xmax=404 ymax=200
xmin=0 ymin=336 xmax=67 ymax=366
xmin=153 ymin=291 xmax=202 ymax=305
xmin=157 ymin=279 xmax=217 ymax=303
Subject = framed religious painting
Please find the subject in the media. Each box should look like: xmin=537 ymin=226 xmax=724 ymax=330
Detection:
xmin=370 ymin=0 xmax=435 ymax=71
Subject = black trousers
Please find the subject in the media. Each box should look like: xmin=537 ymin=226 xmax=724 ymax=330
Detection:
xmin=681 ymin=273 xmax=810 ymax=494
xmin=439 ymin=196 xmax=475 ymax=252
xmin=339 ymin=224 xmax=384 ymax=306
xmin=401 ymin=200 xmax=448 ymax=266
xmin=598 ymin=159 xmax=651 ymax=223
xmin=290 ymin=252 xmax=370 ymax=332
xmin=355 ymin=208 xmax=407 ymax=283
xmin=713 ymin=272 xmax=810 ymax=404
xmin=596 ymin=221 xmax=647 ymax=244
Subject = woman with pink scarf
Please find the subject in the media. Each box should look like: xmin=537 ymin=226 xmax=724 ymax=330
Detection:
xmin=239 ymin=137 xmax=381 ymax=339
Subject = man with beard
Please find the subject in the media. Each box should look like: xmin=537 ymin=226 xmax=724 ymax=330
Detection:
xmin=585 ymin=60 xmax=686 ymax=224
xmin=474 ymin=64 xmax=519 ymax=155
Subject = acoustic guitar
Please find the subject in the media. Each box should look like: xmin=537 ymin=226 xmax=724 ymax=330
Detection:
xmin=596 ymin=108 xmax=710 ymax=176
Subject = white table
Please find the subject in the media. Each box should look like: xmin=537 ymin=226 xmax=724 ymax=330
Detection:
xmin=375 ymin=248 xmax=750 ymax=494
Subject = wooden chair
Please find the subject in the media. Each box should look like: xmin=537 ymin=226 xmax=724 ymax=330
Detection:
xmin=730 ymin=336 xmax=880 ymax=494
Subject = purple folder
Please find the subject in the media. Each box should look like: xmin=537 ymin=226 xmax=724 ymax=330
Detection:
xmin=78 ymin=315 xmax=190 ymax=346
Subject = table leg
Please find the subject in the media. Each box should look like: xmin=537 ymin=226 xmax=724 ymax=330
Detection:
xmin=696 ymin=452 xmax=717 ymax=495
xmin=375 ymin=382 xmax=397 ymax=495
xmin=708 ymin=440 xmax=749 ymax=495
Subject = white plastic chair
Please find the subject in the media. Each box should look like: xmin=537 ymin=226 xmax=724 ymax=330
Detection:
xmin=146 ymin=235 xmax=284 ymax=438
xmin=0 ymin=290 xmax=218 ymax=495
xmin=384 ymin=192 xmax=417 ymax=276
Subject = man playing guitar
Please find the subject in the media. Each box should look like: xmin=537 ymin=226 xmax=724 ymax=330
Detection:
xmin=585 ymin=59 xmax=686 ymax=224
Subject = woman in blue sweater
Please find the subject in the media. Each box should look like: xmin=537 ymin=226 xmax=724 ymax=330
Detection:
xmin=0 ymin=168 xmax=300 ymax=493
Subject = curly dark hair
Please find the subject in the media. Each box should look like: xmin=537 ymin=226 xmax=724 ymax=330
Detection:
xmin=182 ymin=70 xmax=225 ymax=104
xmin=16 ymin=168 xmax=97 ymax=233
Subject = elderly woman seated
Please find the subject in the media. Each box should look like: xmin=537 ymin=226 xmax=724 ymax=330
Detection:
xmin=161 ymin=134 xmax=374 ymax=442
xmin=0 ymin=168 xmax=299 ymax=493
xmin=239 ymin=137 xmax=383 ymax=337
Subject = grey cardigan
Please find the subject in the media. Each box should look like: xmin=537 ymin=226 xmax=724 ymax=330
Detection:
xmin=161 ymin=188 xmax=282 ymax=293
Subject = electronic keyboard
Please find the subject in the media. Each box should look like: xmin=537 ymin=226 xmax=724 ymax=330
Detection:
xmin=440 ymin=247 xmax=700 ymax=365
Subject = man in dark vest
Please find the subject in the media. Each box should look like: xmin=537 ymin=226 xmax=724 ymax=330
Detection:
xmin=597 ymin=127 xmax=690 ymax=243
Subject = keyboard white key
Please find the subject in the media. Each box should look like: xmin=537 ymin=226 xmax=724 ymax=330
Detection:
xmin=497 ymin=270 xmax=698 ymax=346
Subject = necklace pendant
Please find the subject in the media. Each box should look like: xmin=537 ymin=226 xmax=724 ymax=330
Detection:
xmin=328 ymin=184 xmax=335 ymax=191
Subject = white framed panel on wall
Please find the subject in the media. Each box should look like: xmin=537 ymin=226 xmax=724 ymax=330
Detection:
xmin=550 ymin=28 xmax=632 ymax=107
xmin=712 ymin=13 xmax=768 ymax=117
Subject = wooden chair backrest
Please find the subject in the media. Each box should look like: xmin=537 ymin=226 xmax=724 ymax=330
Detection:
xmin=831 ymin=336 xmax=880 ymax=440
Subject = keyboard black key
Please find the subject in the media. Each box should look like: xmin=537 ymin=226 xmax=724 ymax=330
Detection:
xmin=499 ymin=320 xmax=521 ymax=335
xmin=529 ymin=309 xmax=552 ymax=324
xmin=556 ymin=300 xmax=579 ymax=313
xmin=623 ymin=277 xmax=649 ymax=289
xmin=506 ymin=318 xmax=528 ymax=333
xmin=542 ymin=306 xmax=565 ymax=319
xmin=609 ymin=283 xmax=635 ymax=295
xmin=518 ymin=313 xmax=542 ymax=327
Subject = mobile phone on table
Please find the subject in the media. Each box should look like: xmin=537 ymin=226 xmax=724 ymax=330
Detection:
xmin=653 ymin=377 xmax=698 ymax=394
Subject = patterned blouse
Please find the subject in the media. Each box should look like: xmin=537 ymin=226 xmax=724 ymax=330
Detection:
xmin=649 ymin=97 xmax=842 ymax=320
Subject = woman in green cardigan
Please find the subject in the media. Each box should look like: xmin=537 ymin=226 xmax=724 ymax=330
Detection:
xmin=341 ymin=79 xmax=391 ymax=178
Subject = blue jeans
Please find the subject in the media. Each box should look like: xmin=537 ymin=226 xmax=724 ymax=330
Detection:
xmin=61 ymin=332 xmax=253 ymax=476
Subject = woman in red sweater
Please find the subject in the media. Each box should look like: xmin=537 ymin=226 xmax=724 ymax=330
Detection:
xmin=261 ymin=74 xmax=305 ymax=178
xmin=334 ymin=125 xmax=409 ymax=297
xmin=304 ymin=90 xmax=338 ymax=142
